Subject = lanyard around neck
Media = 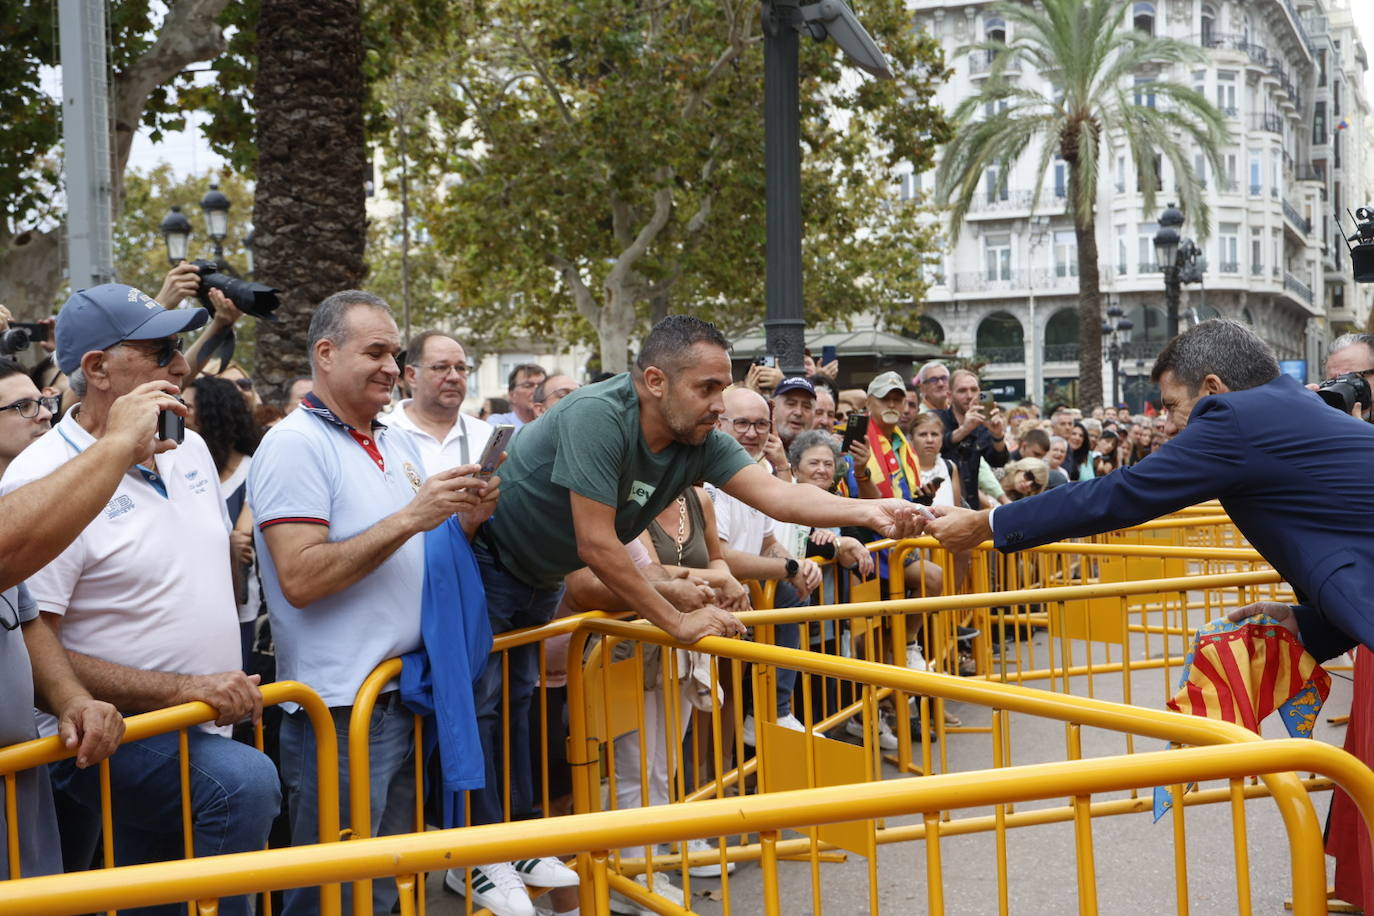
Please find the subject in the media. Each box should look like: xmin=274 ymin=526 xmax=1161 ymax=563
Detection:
xmin=57 ymin=424 xmax=169 ymax=499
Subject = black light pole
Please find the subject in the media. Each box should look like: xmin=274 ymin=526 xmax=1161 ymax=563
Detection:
xmin=160 ymin=205 xmax=191 ymax=267
xmin=200 ymin=183 xmax=231 ymax=263
xmin=761 ymin=0 xmax=893 ymax=377
xmin=1155 ymin=203 xmax=1183 ymax=339
xmin=1101 ymin=303 xmax=1133 ymax=407
xmin=763 ymin=0 xmax=806 ymax=377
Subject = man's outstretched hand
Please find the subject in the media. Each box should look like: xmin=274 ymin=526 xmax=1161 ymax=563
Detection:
xmin=924 ymin=506 xmax=993 ymax=552
xmin=864 ymin=500 xmax=930 ymax=539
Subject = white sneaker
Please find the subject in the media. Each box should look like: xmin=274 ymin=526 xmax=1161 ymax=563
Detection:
xmin=445 ymin=862 xmax=535 ymax=916
xmin=512 ymin=856 xmax=579 ymax=887
xmin=775 ymin=713 xmax=805 ymax=732
xmin=741 ymin=714 xmax=757 ymax=746
xmin=843 ymin=715 xmax=898 ymax=751
xmin=685 ymin=837 xmax=736 ymax=877
xmin=609 ymin=870 xmax=686 ymax=914
xmin=906 ymin=642 xmax=930 ymax=672
xmin=743 ymin=712 xmax=805 ymax=745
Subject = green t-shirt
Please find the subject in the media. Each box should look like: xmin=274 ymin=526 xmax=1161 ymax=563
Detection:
xmin=486 ymin=373 xmax=752 ymax=590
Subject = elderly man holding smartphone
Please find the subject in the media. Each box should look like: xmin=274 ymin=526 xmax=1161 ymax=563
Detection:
xmin=934 ymin=369 xmax=1009 ymax=508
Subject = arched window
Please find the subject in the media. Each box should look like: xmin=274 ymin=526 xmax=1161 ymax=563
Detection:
xmin=985 ymin=16 xmax=1006 ymax=44
xmin=1042 ymin=308 xmax=1079 ymax=361
xmin=1241 ymin=307 xmax=1255 ymax=325
xmin=913 ymin=314 xmax=945 ymax=345
xmin=1133 ymin=1 xmax=1155 ymax=36
xmin=1200 ymin=4 xmax=1217 ymax=46
xmin=976 ymin=310 xmax=1024 ymax=363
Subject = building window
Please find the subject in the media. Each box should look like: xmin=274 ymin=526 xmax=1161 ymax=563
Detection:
xmin=984 ymin=234 xmax=1012 ymax=281
xmin=976 ymin=311 xmax=1024 ymax=361
xmin=1218 ymin=223 xmax=1238 ymax=272
xmin=1138 ymin=222 xmax=1159 ymax=271
xmin=1216 ymin=71 xmax=1236 ymax=116
xmin=984 ymin=164 xmax=1008 ymax=204
xmin=1134 ymin=77 xmax=1157 ymax=109
xmin=1133 ymin=1 xmax=1155 ymax=35
xmin=1248 ymin=151 xmax=1261 ymax=196
xmin=1116 ymin=154 xmax=1127 ymax=192
xmin=1054 ymin=230 xmax=1078 ymax=277
xmin=1224 ymin=152 xmax=1238 ymax=191
xmin=1314 ymin=102 xmax=1327 ymax=146
xmin=1201 ymin=5 xmax=1217 ymax=46
xmin=1137 ymin=153 xmax=1163 ymax=192
xmin=1116 ymin=224 xmax=1128 ymax=274
xmin=985 ymin=16 xmax=1006 ymax=43
xmin=1318 ymin=49 xmax=1327 ymax=88
xmin=1193 ymin=150 xmax=1208 ymax=189
xmin=1053 ymin=159 xmax=1067 ymax=199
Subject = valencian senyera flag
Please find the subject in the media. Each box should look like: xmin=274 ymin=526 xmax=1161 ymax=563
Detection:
xmin=1153 ymin=614 xmax=1330 ymax=822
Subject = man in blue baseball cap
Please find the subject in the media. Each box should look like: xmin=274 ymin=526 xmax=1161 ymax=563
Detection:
xmin=0 ymin=283 xmax=279 ymax=910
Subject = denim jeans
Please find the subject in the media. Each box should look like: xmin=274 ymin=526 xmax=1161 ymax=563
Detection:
xmin=470 ymin=539 xmax=563 ymax=827
xmin=279 ymin=697 xmax=417 ymax=916
xmin=51 ymin=729 xmax=280 ymax=916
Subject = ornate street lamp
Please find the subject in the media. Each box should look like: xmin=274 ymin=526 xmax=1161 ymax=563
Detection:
xmin=200 ymin=182 xmax=231 ymax=260
xmin=160 ymin=205 xmax=192 ymax=266
xmin=1102 ymin=303 xmax=1134 ymax=407
xmin=1155 ymin=203 xmax=1184 ymax=338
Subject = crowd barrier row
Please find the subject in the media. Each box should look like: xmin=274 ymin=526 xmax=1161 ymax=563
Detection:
xmin=2 ymin=508 xmax=1362 ymax=915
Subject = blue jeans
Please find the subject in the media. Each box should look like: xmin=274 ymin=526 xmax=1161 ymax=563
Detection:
xmin=52 ymin=729 xmax=280 ymax=916
xmin=279 ymin=697 xmax=417 ymax=916
xmin=471 ymin=540 xmax=563 ymax=827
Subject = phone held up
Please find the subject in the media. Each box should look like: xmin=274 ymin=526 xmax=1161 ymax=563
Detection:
xmin=754 ymin=354 xmax=777 ymax=369
xmin=840 ymin=412 xmax=868 ymax=452
xmin=477 ymin=424 xmax=515 ymax=477
xmin=820 ymin=344 xmax=837 ymax=366
xmin=158 ymin=399 xmax=185 ymax=445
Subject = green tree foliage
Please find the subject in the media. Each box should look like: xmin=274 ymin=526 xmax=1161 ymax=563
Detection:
xmin=376 ymin=0 xmax=950 ymax=370
xmin=934 ymin=0 xmax=1227 ymax=407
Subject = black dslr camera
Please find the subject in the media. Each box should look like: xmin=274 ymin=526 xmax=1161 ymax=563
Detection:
xmin=189 ymin=259 xmax=282 ymax=321
xmin=1316 ymin=371 xmax=1373 ymax=415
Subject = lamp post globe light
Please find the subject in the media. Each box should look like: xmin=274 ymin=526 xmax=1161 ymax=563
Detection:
xmin=200 ymin=182 xmax=231 ymax=260
xmin=160 ymin=205 xmax=192 ymax=267
xmin=1101 ymin=302 xmax=1133 ymax=408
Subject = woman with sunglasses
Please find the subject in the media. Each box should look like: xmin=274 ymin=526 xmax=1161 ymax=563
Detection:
xmin=0 ymin=358 xmax=59 ymax=477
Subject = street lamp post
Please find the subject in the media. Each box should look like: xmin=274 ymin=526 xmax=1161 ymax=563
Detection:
xmin=1154 ymin=203 xmax=1183 ymax=339
xmin=200 ymin=183 xmax=231 ymax=262
xmin=160 ymin=205 xmax=192 ymax=267
xmin=1101 ymin=303 xmax=1133 ymax=407
xmin=761 ymin=0 xmax=892 ymax=377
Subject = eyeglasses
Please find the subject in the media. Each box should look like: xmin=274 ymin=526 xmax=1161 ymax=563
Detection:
xmin=0 ymin=395 xmax=61 ymax=419
xmin=921 ymin=375 xmax=950 ymax=386
xmin=535 ymin=386 xmax=576 ymax=404
xmin=721 ymin=417 xmax=770 ymax=434
xmin=120 ymin=336 xmax=183 ymax=367
xmin=422 ymin=362 xmax=470 ymax=376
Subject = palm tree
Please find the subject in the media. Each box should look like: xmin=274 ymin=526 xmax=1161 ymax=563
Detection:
xmin=934 ymin=0 xmax=1229 ymax=408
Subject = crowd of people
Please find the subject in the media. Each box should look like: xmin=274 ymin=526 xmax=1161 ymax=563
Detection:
xmin=5 ymin=270 xmax=1374 ymax=915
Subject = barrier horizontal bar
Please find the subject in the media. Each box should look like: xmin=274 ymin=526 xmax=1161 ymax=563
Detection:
xmin=1 ymin=741 xmax=1362 ymax=916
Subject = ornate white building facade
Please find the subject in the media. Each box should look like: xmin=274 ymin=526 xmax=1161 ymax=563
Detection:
xmin=909 ymin=0 xmax=1374 ymax=408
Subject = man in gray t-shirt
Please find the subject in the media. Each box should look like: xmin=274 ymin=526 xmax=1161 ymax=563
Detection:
xmin=1 ymin=583 xmax=122 ymax=879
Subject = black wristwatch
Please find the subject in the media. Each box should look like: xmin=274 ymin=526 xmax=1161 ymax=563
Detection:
xmin=783 ymin=558 xmax=799 ymax=579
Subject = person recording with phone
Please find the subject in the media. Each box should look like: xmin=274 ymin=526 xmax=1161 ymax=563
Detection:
xmin=934 ymin=369 xmax=1009 ymax=508
xmin=0 ymin=284 xmax=280 ymax=907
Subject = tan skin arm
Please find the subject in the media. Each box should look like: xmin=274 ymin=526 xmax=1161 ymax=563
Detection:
xmin=22 ymin=615 xmax=124 ymax=767
xmin=719 ymin=461 xmax=926 ymax=537
xmin=635 ymin=488 xmax=751 ymax=612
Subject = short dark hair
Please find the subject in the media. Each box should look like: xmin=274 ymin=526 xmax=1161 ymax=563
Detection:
xmin=1150 ymin=318 xmax=1279 ymax=392
xmin=406 ymin=329 xmax=453 ymax=368
xmin=507 ymin=363 xmax=546 ymax=391
xmin=0 ymin=357 xmax=24 ymax=382
xmin=1019 ymin=427 xmax=1050 ymax=454
xmin=308 ymin=290 xmax=393 ymax=368
xmin=635 ymin=315 xmax=729 ymax=377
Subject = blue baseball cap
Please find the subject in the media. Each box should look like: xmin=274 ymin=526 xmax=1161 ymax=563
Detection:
xmin=56 ymin=284 xmax=209 ymax=376
xmin=773 ymin=376 xmax=816 ymax=398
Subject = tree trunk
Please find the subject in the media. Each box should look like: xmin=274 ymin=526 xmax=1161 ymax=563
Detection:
xmin=598 ymin=280 xmax=638 ymax=373
xmin=252 ymin=0 xmax=367 ymax=404
xmin=1070 ymin=174 xmax=1103 ymax=410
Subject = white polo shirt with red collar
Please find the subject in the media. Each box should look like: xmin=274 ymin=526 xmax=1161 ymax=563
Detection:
xmin=248 ymin=393 xmax=428 ymax=708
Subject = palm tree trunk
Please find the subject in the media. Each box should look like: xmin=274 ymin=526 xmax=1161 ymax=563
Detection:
xmin=1070 ymin=172 xmax=1103 ymax=409
xmin=251 ymin=0 xmax=368 ymax=405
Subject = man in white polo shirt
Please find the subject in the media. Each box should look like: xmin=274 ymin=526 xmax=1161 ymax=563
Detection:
xmin=250 ymin=291 xmax=505 ymax=916
xmin=0 ymin=284 xmax=279 ymax=915
xmin=386 ymin=330 xmax=493 ymax=475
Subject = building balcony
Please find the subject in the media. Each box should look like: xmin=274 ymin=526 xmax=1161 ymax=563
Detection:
xmin=1218 ymin=261 xmax=1240 ymax=274
xmin=973 ymin=346 xmax=1025 ymax=365
xmin=1283 ymin=270 xmax=1314 ymax=305
xmin=1042 ymin=342 xmax=1079 ymax=362
xmin=1251 ymin=112 xmax=1284 ymax=135
xmin=969 ymin=190 xmax=1036 ymax=215
xmin=1251 ymin=262 xmax=1266 ymax=276
xmin=968 ymin=48 xmax=1020 ymax=76
xmin=1282 ymin=198 xmax=1311 ymax=235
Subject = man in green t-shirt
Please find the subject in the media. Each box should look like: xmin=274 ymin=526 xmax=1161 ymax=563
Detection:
xmin=465 ymin=316 xmax=927 ymax=906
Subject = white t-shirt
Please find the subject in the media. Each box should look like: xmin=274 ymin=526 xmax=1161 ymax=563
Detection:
xmin=0 ymin=409 xmax=239 ymax=736
xmin=383 ymin=400 xmax=494 ymax=477
xmin=704 ymin=481 xmax=776 ymax=556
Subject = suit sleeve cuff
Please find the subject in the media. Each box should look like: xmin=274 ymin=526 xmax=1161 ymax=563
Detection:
xmin=986 ymin=504 xmax=997 ymax=537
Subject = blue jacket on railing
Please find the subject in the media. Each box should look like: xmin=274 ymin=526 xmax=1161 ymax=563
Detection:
xmin=400 ymin=515 xmax=493 ymax=828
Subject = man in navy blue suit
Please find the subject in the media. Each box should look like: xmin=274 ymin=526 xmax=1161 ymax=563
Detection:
xmin=925 ymin=318 xmax=1374 ymax=662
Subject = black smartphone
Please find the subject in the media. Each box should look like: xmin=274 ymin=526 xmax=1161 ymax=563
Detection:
xmin=10 ymin=321 xmax=48 ymax=342
xmin=157 ymin=406 xmax=185 ymax=444
xmin=820 ymin=344 xmax=837 ymax=365
xmin=477 ymin=424 xmax=515 ymax=477
xmin=840 ymin=412 xmax=868 ymax=451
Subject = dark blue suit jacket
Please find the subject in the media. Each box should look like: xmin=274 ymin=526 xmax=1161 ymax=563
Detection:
xmin=993 ymin=375 xmax=1374 ymax=662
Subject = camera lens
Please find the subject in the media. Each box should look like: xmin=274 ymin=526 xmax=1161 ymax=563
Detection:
xmin=0 ymin=327 xmax=31 ymax=355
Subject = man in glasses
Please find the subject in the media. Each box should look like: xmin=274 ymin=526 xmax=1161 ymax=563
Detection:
xmin=530 ymin=372 xmax=580 ymax=419
xmin=486 ymin=362 xmax=546 ymax=429
xmin=0 ymin=284 xmax=279 ymax=911
xmin=388 ymin=330 xmax=494 ymax=476
xmin=0 ymin=358 xmax=59 ymax=476
xmin=915 ymin=360 xmax=952 ymax=412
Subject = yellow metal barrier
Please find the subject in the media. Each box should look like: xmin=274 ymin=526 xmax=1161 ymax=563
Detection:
xmin=0 ymin=681 xmax=341 ymax=916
